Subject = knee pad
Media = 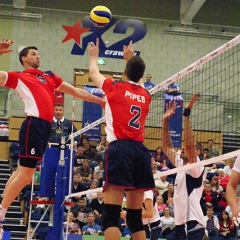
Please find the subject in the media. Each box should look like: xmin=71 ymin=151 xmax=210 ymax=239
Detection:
xmin=101 ymin=204 xmax=121 ymax=231
xmin=126 ymin=208 xmax=144 ymax=234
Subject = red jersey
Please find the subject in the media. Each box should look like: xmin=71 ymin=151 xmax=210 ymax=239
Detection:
xmin=102 ymin=78 xmax=151 ymax=142
xmin=4 ymin=69 xmax=63 ymax=123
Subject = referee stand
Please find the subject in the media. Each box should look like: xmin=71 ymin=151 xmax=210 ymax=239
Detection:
xmin=27 ymin=137 xmax=76 ymax=240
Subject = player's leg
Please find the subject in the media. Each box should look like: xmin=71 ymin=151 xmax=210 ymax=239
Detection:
xmin=126 ymin=189 xmax=146 ymax=240
xmin=187 ymin=220 xmax=205 ymax=240
xmin=102 ymin=185 xmax=124 ymax=240
xmin=166 ymin=224 xmax=186 ymax=240
xmin=0 ymin=165 xmax=35 ymax=211
xmin=0 ymin=117 xmax=50 ymax=220
xmin=1 ymin=167 xmax=18 ymax=199
xmin=102 ymin=140 xmax=134 ymax=240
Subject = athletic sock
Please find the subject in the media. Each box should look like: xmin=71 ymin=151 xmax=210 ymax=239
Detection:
xmin=0 ymin=205 xmax=7 ymax=221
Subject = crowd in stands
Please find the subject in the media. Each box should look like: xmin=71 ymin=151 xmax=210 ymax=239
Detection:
xmin=19 ymin=136 xmax=237 ymax=239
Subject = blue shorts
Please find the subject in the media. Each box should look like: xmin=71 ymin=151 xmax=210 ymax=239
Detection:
xmin=19 ymin=117 xmax=51 ymax=168
xmin=187 ymin=221 xmax=205 ymax=240
xmin=103 ymin=140 xmax=155 ymax=190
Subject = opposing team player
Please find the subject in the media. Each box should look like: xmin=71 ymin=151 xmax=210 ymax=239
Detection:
xmin=87 ymin=38 xmax=155 ymax=240
xmin=162 ymin=92 xmax=206 ymax=240
xmin=0 ymin=39 xmax=105 ymax=239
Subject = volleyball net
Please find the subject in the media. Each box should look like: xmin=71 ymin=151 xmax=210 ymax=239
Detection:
xmin=66 ymin=34 xmax=240 ymax=199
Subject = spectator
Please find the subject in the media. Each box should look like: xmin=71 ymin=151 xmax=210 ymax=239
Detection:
xmin=224 ymin=158 xmax=235 ymax=176
xmin=89 ymin=192 xmax=104 ymax=227
xmin=160 ymin=207 xmax=175 ymax=238
xmin=77 ymin=159 xmax=93 ymax=184
xmin=144 ymin=73 xmax=155 ymax=90
xmin=71 ymin=197 xmax=93 ymax=229
xmin=86 ymin=179 xmax=99 ymax=205
xmin=162 ymin=183 xmax=174 ymax=205
xmin=96 ymin=137 xmax=108 ymax=153
xmin=83 ymin=142 xmax=95 ymax=160
xmin=217 ymin=169 xmax=230 ymax=190
xmin=200 ymin=147 xmax=210 ymax=161
xmin=78 ymin=134 xmax=90 ymax=147
xmin=152 ymin=146 xmax=168 ymax=170
xmin=207 ymin=139 xmax=220 ymax=158
xmin=204 ymin=206 xmax=219 ymax=237
xmin=93 ymin=160 xmax=104 ymax=187
xmin=23 ymin=227 xmax=36 ymax=240
xmin=72 ymin=174 xmax=85 ymax=203
xmin=151 ymin=160 xmax=160 ymax=178
xmin=82 ymin=212 xmax=104 ymax=235
xmin=200 ymin=182 xmax=222 ymax=214
xmin=155 ymin=175 xmax=169 ymax=195
xmin=63 ymin=212 xmax=81 ymax=234
xmin=210 ymin=176 xmax=223 ymax=196
xmin=164 ymin=81 xmax=180 ymax=95
xmin=155 ymin=195 xmax=167 ymax=216
xmin=218 ymin=191 xmax=228 ymax=210
xmin=74 ymin=146 xmax=87 ymax=170
xmin=49 ymin=103 xmax=80 ymax=147
xmin=219 ymin=210 xmax=235 ymax=239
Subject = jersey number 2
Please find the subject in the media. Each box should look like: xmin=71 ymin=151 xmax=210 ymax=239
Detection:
xmin=129 ymin=105 xmax=141 ymax=129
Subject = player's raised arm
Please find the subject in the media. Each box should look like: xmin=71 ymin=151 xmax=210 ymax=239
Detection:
xmin=162 ymin=101 xmax=178 ymax=164
xmin=123 ymin=41 xmax=135 ymax=62
xmin=0 ymin=39 xmax=14 ymax=86
xmin=0 ymin=39 xmax=13 ymax=56
xmin=183 ymin=92 xmax=199 ymax=164
xmin=57 ymin=81 xmax=105 ymax=109
xmin=88 ymin=38 xmax=105 ymax=89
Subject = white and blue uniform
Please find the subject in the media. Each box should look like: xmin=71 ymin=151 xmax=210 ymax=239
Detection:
xmin=174 ymin=156 xmax=205 ymax=226
xmin=142 ymin=190 xmax=162 ymax=240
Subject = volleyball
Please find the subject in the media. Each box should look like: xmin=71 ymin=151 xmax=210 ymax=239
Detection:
xmin=90 ymin=5 xmax=112 ymax=28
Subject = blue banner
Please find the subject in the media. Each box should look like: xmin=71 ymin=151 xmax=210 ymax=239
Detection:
xmin=164 ymin=93 xmax=183 ymax=148
xmin=62 ymin=17 xmax=147 ymax=59
xmin=82 ymin=86 xmax=103 ymax=141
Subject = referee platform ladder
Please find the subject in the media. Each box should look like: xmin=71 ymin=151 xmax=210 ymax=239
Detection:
xmin=27 ymin=141 xmax=76 ymax=240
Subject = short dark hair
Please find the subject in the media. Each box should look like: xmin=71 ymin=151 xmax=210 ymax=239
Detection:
xmin=19 ymin=46 xmax=38 ymax=66
xmin=54 ymin=103 xmax=64 ymax=108
xmin=208 ymin=139 xmax=214 ymax=143
xmin=206 ymin=205 xmax=214 ymax=211
xmin=125 ymin=56 xmax=146 ymax=83
xmin=146 ymin=73 xmax=151 ymax=78
xmin=203 ymin=147 xmax=209 ymax=152
xmin=78 ymin=197 xmax=85 ymax=202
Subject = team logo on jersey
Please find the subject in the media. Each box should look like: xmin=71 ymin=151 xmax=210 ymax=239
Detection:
xmin=36 ymin=74 xmax=47 ymax=84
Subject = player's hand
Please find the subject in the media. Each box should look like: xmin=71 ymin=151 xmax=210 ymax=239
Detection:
xmin=232 ymin=207 xmax=240 ymax=226
xmin=163 ymin=101 xmax=177 ymax=121
xmin=0 ymin=39 xmax=13 ymax=56
xmin=185 ymin=92 xmax=200 ymax=109
xmin=123 ymin=41 xmax=135 ymax=61
xmin=88 ymin=38 xmax=99 ymax=58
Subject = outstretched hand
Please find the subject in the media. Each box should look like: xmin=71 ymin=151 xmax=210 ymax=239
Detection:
xmin=87 ymin=38 xmax=99 ymax=58
xmin=185 ymin=92 xmax=200 ymax=109
xmin=163 ymin=101 xmax=177 ymax=121
xmin=123 ymin=41 xmax=135 ymax=61
xmin=0 ymin=39 xmax=13 ymax=56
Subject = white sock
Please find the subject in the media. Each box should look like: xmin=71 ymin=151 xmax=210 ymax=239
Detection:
xmin=0 ymin=205 xmax=7 ymax=221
